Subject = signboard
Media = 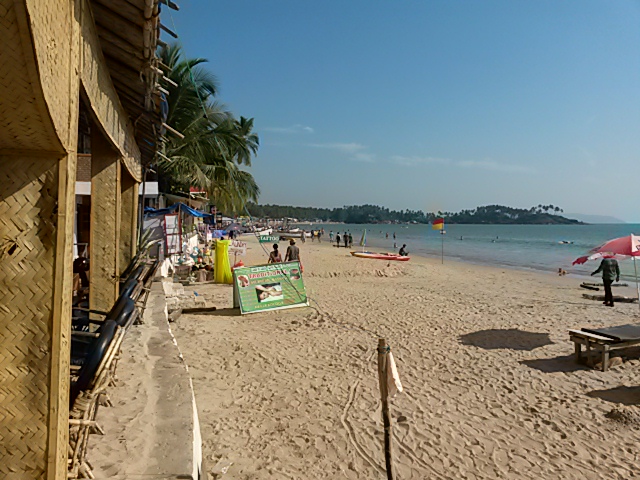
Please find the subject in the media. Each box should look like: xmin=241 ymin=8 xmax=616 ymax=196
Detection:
xmin=228 ymin=240 xmax=247 ymax=256
xmin=233 ymin=262 xmax=308 ymax=314
xmin=259 ymin=235 xmax=279 ymax=243
xmin=163 ymin=213 xmax=181 ymax=254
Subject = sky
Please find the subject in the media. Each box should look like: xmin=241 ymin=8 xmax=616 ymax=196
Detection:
xmin=166 ymin=1 xmax=640 ymax=221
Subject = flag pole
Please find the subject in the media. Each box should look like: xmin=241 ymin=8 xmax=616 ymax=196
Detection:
xmin=634 ymin=257 xmax=640 ymax=313
xmin=441 ymin=231 xmax=444 ymax=264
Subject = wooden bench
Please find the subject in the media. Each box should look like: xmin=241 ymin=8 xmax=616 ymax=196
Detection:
xmin=569 ymin=329 xmax=640 ymax=371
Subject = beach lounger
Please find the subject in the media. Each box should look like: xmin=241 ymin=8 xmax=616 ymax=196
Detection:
xmin=569 ymin=324 xmax=640 ymax=371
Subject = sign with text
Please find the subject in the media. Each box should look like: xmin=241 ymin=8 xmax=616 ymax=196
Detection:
xmin=233 ymin=262 xmax=308 ymax=314
xmin=258 ymin=235 xmax=279 ymax=243
xmin=228 ymin=240 xmax=247 ymax=256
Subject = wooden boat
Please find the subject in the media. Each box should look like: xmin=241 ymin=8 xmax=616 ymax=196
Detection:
xmin=350 ymin=251 xmax=410 ymax=261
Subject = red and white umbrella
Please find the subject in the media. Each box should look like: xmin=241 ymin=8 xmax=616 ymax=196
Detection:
xmin=573 ymin=234 xmax=640 ymax=309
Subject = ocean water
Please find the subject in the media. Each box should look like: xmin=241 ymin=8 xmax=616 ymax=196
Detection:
xmin=301 ymin=223 xmax=640 ymax=281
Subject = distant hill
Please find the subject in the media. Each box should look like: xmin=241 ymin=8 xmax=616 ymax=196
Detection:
xmin=247 ymin=203 xmax=584 ymax=225
xmin=565 ymin=213 xmax=626 ymax=224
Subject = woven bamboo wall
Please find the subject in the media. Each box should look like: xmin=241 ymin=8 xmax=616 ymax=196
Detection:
xmin=119 ymin=169 xmax=138 ymax=274
xmin=89 ymin=131 xmax=121 ymax=313
xmin=79 ymin=0 xmax=142 ymax=182
xmin=0 ymin=0 xmax=60 ymax=151
xmin=0 ymin=155 xmax=59 ymax=479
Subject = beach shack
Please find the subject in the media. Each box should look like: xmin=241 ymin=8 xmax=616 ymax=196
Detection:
xmin=0 ymin=1 xmax=167 ymax=477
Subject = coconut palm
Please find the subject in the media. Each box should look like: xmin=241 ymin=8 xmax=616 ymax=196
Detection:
xmin=156 ymin=44 xmax=260 ymax=214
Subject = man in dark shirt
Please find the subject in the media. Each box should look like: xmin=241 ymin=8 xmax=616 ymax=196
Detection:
xmin=591 ymin=257 xmax=620 ymax=307
xmin=399 ymin=244 xmax=408 ymax=256
xmin=285 ymin=239 xmax=300 ymax=262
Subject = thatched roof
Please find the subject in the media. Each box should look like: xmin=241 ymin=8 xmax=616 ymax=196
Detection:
xmin=90 ymin=0 xmax=169 ymax=165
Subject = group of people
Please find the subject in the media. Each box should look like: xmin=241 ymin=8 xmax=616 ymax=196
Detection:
xmin=330 ymin=231 xmax=353 ymax=248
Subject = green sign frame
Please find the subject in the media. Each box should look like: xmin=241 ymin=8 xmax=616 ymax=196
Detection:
xmin=233 ymin=261 xmax=308 ymax=314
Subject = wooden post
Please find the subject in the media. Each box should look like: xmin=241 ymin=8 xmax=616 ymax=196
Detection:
xmin=377 ymin=338 xmax=394 ymax=480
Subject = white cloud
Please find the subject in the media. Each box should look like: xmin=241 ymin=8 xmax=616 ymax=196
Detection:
xmin=391 ymin=155 xmax=450 ymax=167
xmin=391 ymin=155 xmax=534 ymax=173
xmin=307 ymin=142 xmax=366 ymax=153
xmin=263 ymin=124 xmax=314 ymax=134
xmin=457 ymin=160 xmax=535 ymax=174
xmin=353 ymin=152 xmax=376 ymax=163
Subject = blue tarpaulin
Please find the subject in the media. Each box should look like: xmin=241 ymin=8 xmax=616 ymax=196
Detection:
xmin=144 ymin=203 xmax=214 ymax=219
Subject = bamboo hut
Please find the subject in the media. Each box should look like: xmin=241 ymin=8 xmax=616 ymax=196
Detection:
xmin=0 ymin=1 xmax=168 ymax=477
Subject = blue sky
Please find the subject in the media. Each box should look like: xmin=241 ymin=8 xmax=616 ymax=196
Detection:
xmin=166 ymin=1 xmax=640 ymax=221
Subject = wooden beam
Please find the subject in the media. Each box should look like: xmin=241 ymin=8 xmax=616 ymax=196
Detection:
xmin=91 ymin=2 xmax=144 ymax=50
xmin=94 ymin=24 xmax=145 ymax=63
xmin=92 ymin=0 xmax=145 ymax=26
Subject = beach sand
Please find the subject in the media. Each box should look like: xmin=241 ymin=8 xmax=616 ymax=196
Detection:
xmin=173 ymin=235 xmax=640 ymax=479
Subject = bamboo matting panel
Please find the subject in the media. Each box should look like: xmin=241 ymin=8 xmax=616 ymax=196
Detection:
xmin=0 ymin=156 xmax=59 ymax=478
xmin=0 ymin=1 xmax=58 ymax=151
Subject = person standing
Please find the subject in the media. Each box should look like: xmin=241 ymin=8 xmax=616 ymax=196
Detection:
xmin=285 ymin=239 xmax=301 ymax=262
xmin=336 ymin=233 xmax=341 ymax=247
xmin=591 ymin=256 xmax=620 ymax=307
xmin=348 ymin=233 xmax=353 ymax=247
xmin=268 ymin=244 xmax=282 ymax=263
xmin=329 ymin=230 xmax=334 ymax=242
xmin=344 ymin=233 xmax=348 ymax=248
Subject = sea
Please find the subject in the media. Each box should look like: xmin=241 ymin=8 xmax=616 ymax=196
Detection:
xmin=299 ymin=223 xmax=640 ymax=282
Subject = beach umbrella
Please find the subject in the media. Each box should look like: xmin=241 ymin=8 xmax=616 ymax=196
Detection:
xmin=573 ymin=234 xmax=640 ymax=309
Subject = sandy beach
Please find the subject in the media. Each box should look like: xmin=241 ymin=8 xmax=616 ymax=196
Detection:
xmin=173 ymin=235 xmax=640 ymax=479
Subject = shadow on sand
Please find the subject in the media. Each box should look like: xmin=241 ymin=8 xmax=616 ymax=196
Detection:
xmin=587 ymin=386 xmax=640 ymax=406
xmin=520 ymin=354 xmax=587 ymax=373
xmin=459 ymin=329 xmax=553 ymax=351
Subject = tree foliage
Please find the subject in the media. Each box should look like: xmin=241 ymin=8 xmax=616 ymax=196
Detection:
xmin=156 ymin=44 xmax=260 ymax=214
xmin=246 ymin=203 xmax=582 ymax=225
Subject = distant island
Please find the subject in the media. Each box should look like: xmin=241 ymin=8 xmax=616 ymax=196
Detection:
xmin=246 ymin=203 xmax=585 ymax=225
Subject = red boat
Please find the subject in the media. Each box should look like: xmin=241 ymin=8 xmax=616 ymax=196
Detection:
xmin=350 ymin=251 xmax=410 ymax=261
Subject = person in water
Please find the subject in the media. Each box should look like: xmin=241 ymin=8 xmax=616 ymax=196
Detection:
xmin=285 ymin=239 xmax=301 ymax=262
xmin=399 ymin=244 xmax=408 ymax=256
xmin=268 ymin=244 xmax=282 ymax=263
xmin=591 ymin=257 xmax=620 ymax=307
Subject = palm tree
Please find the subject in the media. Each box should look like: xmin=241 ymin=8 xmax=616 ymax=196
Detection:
xmin=156 ymin=44 xmax=260 ymax=214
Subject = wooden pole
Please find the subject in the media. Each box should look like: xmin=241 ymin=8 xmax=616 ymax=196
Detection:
xmin=377 ymin=338 xmax=394 ymax=480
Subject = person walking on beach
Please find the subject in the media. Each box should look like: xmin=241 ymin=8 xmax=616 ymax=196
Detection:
xmin=336 ymin=233 xmax=341 ymax=247
xmin=348 ymin=233 xmax=353 ymax=247
xmin=285 ymin=239 xmax=300 ymax=262
xmin=344 ymin=233 xmax=348 ymax=248
xmin=268 ymin=244 xmax=282 ymax=263
xmin=301 ymin=230 xmax=305 ymax=243
xmin=329 ymin=230 xmax=334 ymax=242
xmin=591 ymin=257 xmax=620 ymax=307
